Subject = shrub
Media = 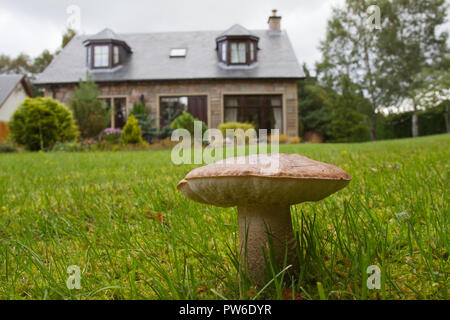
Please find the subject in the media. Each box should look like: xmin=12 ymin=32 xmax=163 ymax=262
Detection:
xmin=170 ymin=111 xmax=208 ymax=136
xmin=70 ymin=75 xmax=111 ymax=139
xmin=9 ymin=97 xmax=78 ymax=151
xmin=100 ymin=128 xmax=123 ymax=144
xmin=122 ymin=115 xmax=143 ymax=144
xmin=0 ymin=141 xmax=18 ymax=153
xmin=129 ymin=102 xmax=158 ymax=143
xmin=325 ymin=107 xmax=371 ymax=143
xmin=289 ymin=137 xmax=302 ymax=144
xmin=51 ymin=141 xmax=83 ymax=153
xmin=218 ymin=122 xmax=256 ymax=145
xmin=218 ymin=122 xmax=255 ymax=136
xmin=0 ymin=121 xmax=9 ymax=142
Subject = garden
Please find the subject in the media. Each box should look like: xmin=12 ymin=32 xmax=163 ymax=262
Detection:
xmin=0 ymin=133 xmax=448 ymax=299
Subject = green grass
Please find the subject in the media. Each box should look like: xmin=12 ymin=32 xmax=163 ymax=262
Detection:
xmin=0 ymin=134 xmax=448 ymax=300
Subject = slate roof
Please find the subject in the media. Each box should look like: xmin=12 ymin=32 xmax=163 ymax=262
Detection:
xmin=0 ymin=74 xmax=25 ymax=107
xmin=34 ymin=26 xmax=304 ymax=85
xmin=220 ymin=24 xmax=256 ymax=37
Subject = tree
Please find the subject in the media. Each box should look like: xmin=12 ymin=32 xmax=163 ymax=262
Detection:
xmin=378 ymin=0 xmax=449 ymax=137
xmin=298 ymin=66 xmax=371 ymax=142
xmin=62 ymin=28 xmax=77 ymax=49
xmin=298 ymin=65 xmax=333 ymax=138
xmin=32 ymin=50 xmax=54 ymax=73
xmin=317 ymin=0 xmax=390 ymax=140
xmin=70 ymin=75 xmax=111 ymax=139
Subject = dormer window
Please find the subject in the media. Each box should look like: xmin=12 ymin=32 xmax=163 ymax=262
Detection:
xmin=216 ymin=24 xmax=259 ymax=67
xmin=83 ymin=28 xmax=132 ymax=70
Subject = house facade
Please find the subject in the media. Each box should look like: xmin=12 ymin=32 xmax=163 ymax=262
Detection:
xmin=0 ymin=74 xmax=31 ymax=122
xmin=35 ymin=10 xmax=304 ymax=137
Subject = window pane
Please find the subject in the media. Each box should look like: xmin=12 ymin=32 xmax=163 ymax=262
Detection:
xmin=238 ymin=42 xmax=246 ymax=63
xmin=87 ymin=47 xmax=91 ymax=67
xmin=271 ymin=97 xmax=282 ymax=107
xmin=170 ymin=48 xmax=187 ymax=57
xmin=237 ymin=108 xmax=260 ymax=130
xmin=250 ymin=42 xmax=255 ymax=61
xmin=160 ymin=97 xmax=188 ymax=127
xmin=230 ymin=43 xmax=239 ymax=64
xmin=221 ymin=42 xmax=227 ymax=61
xmin=94 ymin=45 xmax=109 ymax=67
xmin=225 ymin=109 xmax=238 ymax=122
xmin=225 ymin=97 xmax=239 ymax=107
xmin=230 ymin=42 xmax=246 ymax=64
xmin=114 ymin=46 xmax=120 ymax=64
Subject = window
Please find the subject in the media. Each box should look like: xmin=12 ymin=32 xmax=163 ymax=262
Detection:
xmin=113 ymin=46 xmax=120 ymax=65
xmin=230 ymin=42 xmax=247 ymax=64
xmin=170 ymin=48 xmax=187 ymax=58
xmin=224 ymin=95 xmax=283 ymax=132
xmin=94 ymin=45 xmax=110 ymax=68
xmin=160 ymin=96 xmax=208 ymax=128
xmin=99 ymin=97 xmax=128 ymax=129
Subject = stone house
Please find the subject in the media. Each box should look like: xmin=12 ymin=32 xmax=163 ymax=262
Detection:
xmin=35 ymin=10 xmax=304 ymax=137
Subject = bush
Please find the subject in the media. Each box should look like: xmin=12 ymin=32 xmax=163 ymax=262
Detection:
xmin=51 ymin=141 xmax=83 ymax=153
xmin=0 ymin=141 xmax=18 ymax=153
xmin=129 ymin=102 xmax=158 ymax=143
xmin=325 ymin=107 xmax=371 ymax=143
xmin=0 ymin=121 xmax=9 ymax=142
xmin=100 ymin=128 xmax=123 ymax=144
xmin=70 ymin=75 xmax=110 ymax=139
xmin=170 ymin=111 xmax=208 ymax=136
xmin=376 ymin=103 xmax=449 ymax=140
xmin=218 ymin=122 xmax=255 ymax=136
xmin=289 ymin=137 xmax=302 ymax=144
xmin=122 ymin=115 xmax=143 ymax=144
xmin=9 ymin=97 xmax=79 ymax=151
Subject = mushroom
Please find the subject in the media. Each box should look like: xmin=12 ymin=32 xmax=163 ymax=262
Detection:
xmin=177 ymin=154 xmax=351 ymax=284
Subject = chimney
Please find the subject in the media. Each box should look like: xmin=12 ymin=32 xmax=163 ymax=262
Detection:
xmin=268 ymin=9 xmax=282 ymax=31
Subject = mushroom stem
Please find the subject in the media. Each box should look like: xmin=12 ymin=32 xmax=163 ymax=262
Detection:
xmin=238 ymin=205 xmax=299 ymax=284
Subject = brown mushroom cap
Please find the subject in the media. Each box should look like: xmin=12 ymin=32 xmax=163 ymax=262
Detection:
xmin=177 ymin=154 xmax=352 ymax=207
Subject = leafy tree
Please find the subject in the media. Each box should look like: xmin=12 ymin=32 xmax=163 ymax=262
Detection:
xmin=62 ymin=28 xmax=77 ymax=49
xmin=299 ymin=65 xmax=371 ymax=142
xmin=70 ymin=75 xmax=110 ymax=139
xmin=377 ymin=0 xmax=448 ymax=137
xmin=9 ymin=98 xmax=78 ymax=151
xmin=317 ymin=0 xmax=389 ymax=140
xmin=32 ymin=50 xmax=54 ymax=73
xmin=297 ymin=71 xmax=333 ymax=138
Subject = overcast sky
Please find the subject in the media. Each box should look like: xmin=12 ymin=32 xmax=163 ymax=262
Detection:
xmin=0 ymin=0 xmax=349 ymax=70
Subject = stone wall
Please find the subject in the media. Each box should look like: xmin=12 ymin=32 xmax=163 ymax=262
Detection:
xmin=44 ymin=79 xmax=299 ymax=137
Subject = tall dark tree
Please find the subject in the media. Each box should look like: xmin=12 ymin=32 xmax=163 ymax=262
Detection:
xmin=69 ymin=74 xmax=111 ymax=139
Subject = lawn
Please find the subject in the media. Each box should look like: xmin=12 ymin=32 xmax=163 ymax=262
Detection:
xmin=0 ymin=134 xmax=448 ymax=300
